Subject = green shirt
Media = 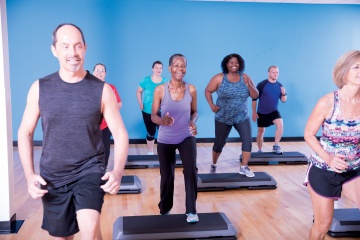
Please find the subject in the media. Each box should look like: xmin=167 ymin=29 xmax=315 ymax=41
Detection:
xmin=139 ymin=76 xmax=167 ymax=114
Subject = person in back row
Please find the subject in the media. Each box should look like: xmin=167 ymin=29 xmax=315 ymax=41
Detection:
xmin=93 ymin=63 xmax=122 ymax=168
xmin=252 ymin=66 xmax=287 ymax=154
xmin=136 ymin=61 xmax=167 ymax=155
xmin=205 ymin=53 xmax=258 ymax=177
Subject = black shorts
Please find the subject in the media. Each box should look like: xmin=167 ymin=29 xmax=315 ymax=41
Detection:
xmin=257 ymin=110 xmax=282 ymax=128
xmin=41 ymin=173 xmax=106 ymax=237
xmin=308 ymin=164 xmax=360 ymax=198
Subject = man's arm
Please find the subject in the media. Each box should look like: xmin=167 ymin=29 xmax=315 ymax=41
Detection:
xmin=101 ymin=83 xmax=129 ymax=194
xmin=18 ymin=80 xmax=48 ymax=199
xmin=251 ymin=100 xmax=258 ymax=122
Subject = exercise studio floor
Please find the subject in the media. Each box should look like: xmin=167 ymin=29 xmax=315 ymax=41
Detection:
xmin=4 ymin=142 xmax=358 ymax=240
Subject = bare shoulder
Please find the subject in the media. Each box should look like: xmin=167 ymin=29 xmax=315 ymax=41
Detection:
xmin=211 ymin=73 xmax=223 ymax=82
xmin=318 ymin=92 xmax=334 ymax=108
xmin=242 ymin=73 xmax=250 ymax=78
xmin=313 ymin=91 xmax=335 ymax=118
xmin=155 ymin=83 xmax=165 ymax=92
xmin=188 ymin=83 xmax=197 ymax=92
xmin=28 ymin=80 xmax=40 ymax=98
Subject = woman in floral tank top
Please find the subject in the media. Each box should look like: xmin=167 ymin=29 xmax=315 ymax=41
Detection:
xmin=304 ymin=50 xmax=360 ymax=240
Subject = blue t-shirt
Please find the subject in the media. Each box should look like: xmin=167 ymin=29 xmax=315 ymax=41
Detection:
xmin=254 ymin=79 xmax=283 ymax=114
xmin=139 ymin=76 xmax=167 ymax=114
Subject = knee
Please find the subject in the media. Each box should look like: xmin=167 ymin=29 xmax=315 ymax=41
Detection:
xmin=80 ymin=221 xmax=100 ymax=239
xmin=257 ymin=128 xmax=265 ymax=135
xmin=213 ymin=142 xmax=224 ymax=152
xmin=313 ymin=217 xmax=333 ymax=235
xmin=146 ymin=134 xmax=155 ymax=141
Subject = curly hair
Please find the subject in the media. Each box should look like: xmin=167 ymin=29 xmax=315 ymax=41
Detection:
xmin=221 ymin=53 xmax=245 ymax=74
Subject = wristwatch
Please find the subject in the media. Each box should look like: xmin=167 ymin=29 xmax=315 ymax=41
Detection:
xmin=282 ymin=93 xmax=287 ymax=96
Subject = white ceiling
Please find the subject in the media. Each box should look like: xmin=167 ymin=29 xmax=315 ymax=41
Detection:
xmin=193 ymin=0 xmax=360 ymax=4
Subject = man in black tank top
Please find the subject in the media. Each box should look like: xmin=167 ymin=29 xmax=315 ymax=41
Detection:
xmin=18 ymin=23 xmax=128 ymax=239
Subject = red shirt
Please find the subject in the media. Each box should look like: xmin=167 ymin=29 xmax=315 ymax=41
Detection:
xmin=100 ymin=83 xmax=121 ymax=130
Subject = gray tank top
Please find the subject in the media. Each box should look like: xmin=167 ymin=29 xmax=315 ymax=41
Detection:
xmin=215 ymin=73 xmax=250 ymax=125
xmin=157 ymin=82 xmax=192 ymax=144
xmin=39 ymin=71 xmax=105 ymax=188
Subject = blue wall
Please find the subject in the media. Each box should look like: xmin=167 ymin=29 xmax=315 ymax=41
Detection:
xmin=7 ymin=0 xmax=360 ymax=141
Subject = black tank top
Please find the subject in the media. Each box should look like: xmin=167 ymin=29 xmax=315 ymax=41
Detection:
xmin=39 ymin=71 xmax=105 ymax=188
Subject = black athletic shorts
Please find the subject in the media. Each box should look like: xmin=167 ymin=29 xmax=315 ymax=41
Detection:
xmin=257 ymin=110 xmax=282 ymax=128
xmin=41 ymin=173 xmax=106 ymax=237
xmin=308 ymin=164 xmax=360 ymax=198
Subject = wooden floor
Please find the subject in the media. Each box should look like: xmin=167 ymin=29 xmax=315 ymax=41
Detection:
xmin=2 ymin=142 xmax=359 ymax=240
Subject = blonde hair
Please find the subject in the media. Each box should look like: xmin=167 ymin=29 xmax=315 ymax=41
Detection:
xmin=332 ymin=50 xmax=360 ymax=88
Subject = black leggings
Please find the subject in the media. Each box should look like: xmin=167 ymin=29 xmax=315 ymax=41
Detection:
xmin=157 ymin=137 xmax=198 ymax=215
xmin=101 ymin=127 xmax=112 ymax=168
xmin=142 ymin=111 xmax=158 ymax=141
xmin=213 ymin=118 xmax=252 ymax=153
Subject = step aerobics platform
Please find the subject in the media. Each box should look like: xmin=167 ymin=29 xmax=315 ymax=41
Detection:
xmin=240 ymin=151 xmax=308 ymax=165
xmin=328 ymin=208 xmax=360 ymax=238
xmin=113 ymin=212 xmax=237 ymax=239
xmin=125 ymin=154 xmax=182 ymax=169
xmin=197 ymin=172 xmax=277 ymax=191
xmin=117 ymin=175 xmax=142 ymax=194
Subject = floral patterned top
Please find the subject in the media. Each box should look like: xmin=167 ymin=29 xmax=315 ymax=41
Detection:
xmin=309 ymin=90 xmax=360 ymax=172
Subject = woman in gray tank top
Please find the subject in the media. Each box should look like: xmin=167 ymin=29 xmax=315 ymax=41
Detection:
xmin=151 ymin=54 xmax=199 ymax=223
xmin=205 ymin=53 xmax=259 ymax=177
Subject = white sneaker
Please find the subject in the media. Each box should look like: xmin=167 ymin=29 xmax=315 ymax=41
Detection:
xmin=239 ymin=165 xmax=255 ymax=178
xmin=186 ymin=213 xmax=199 ymax=223
xmin=147 ymin=152 xmax=154 ymax=155
xmin=209 ymin=164 xmax=217 ymax=173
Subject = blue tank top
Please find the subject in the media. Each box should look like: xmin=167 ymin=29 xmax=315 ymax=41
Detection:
xmin=309 ymin=90 xmax=360 ymax=172
xmin=215 ymin=73 xmax=250 ymax=125
xmin=157 ymin=82 xmax=193 ymax=144
xmin=39 ymin=71 xmax=106 ymax=188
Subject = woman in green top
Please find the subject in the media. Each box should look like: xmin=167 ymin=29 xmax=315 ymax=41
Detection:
xmin=136 ymin=61 xmax=167 ymax=154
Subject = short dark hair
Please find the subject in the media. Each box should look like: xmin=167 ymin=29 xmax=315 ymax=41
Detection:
xmin=169 ymin=53 xmax=187 ymax=66
xmin=93 ymin=63 xmax=106 ymax=72
xmin=221 ymin=53 xmax=245 ymax=74
xmin=152 ymin=61 xmax=163 ymax=68
xmin=52 ymin=23 xmax=85 ymax=46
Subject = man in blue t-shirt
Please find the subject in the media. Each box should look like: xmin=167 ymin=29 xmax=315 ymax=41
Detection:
xmin=252 ymin=66 xmax=287 ymax=154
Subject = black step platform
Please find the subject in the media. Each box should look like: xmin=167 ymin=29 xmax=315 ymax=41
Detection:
xmin=240 ymin=151 xmax=308 ymax=165
xmin=113 ymin=212 xmax=237 ymax=239
xmin=125 ymin=154 xmax=182 ymax=169
xmin=197 ymin=172 xmax=277 ymax=191
xmin=117 ymin=175 xmax=142 ymax=194
xmin=328 ymin=208 xmax=360 ymax=238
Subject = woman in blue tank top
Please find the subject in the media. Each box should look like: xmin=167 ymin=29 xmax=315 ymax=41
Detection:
xmin=151 ymin=54 xmax=199 ymax=223
xmin=205 ymin=53 xmax=259 ymax=177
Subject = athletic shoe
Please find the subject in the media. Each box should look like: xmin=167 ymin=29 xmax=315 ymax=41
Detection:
xmin=209 ymin=164 xmax=217 ymax=173
xmin=239 ymin=165 xmax=255 ymax=178
xmin=272 ymin=145 xmax=283 ymax=155
xmin=147 ymin=151 xmax=154 ymax=155
xmin=186 ymin=213 xmax=199 ymax=223
xmin=258 ymin=150 xmax=263 ymax=153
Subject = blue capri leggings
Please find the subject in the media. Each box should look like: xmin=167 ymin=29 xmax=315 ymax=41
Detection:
xmin=213 ymin=118 xmax=252 ymax=153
